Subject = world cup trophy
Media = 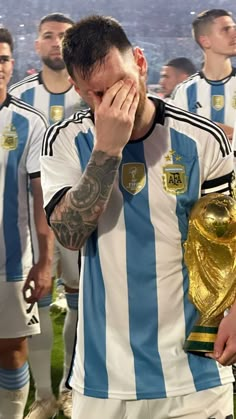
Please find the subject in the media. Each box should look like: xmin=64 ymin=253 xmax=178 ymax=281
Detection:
xmin=184 ymin=193 xmax=236 ymax=354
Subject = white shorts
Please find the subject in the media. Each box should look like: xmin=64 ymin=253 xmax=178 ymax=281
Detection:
xmin=52 ymin=240 xmax=80 ymax=289
xmin=72 ymin=384 xmax=233 ymax=419
xmin=0 ymin=281 xmax=40 ymax=338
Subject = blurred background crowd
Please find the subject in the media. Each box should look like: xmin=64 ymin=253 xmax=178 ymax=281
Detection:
xmin=2 ymin=0 xmax=236 ymax=86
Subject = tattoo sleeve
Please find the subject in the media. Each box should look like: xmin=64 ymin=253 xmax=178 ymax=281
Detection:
xmin=50 ymin=150 xmax=121 ymax=250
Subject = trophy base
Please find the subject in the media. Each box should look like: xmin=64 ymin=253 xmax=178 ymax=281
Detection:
xmin=184 ymin=325 xmax=218 ymax=355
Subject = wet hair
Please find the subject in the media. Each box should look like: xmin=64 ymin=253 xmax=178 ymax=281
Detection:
xmin=38 ymin=13 xmax=74 ymax=32
xmin=0 ymin=27 xmax=14 ymax=52
xmin=192 ymin=9 xmax=233 ymax=48
xmin=62 ymin=15 xmax=133 ymax=80
xmin=165 ymin=57 xmax=196 ymax=76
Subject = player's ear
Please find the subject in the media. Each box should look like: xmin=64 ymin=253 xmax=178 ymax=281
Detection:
xmin=68 ymin=76 xmax=81 ymax=94
xmin=198 ymin=35 xmax=211 ymax=49
xmin=133 ymin=47 xmax=147 ymax=77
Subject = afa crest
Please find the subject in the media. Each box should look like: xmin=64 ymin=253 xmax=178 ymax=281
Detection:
xmin=163 ymin=164 xmax=187 ymax=194
xmin=50 ymin=105 xmax=64 ymax=122
xmin=1 ymin=124 xmax=18 ymax=150
xmin=121 ymin=163 xmax=146 ymax=195
xmin=212 ymin=95 xmax=224 ymax=111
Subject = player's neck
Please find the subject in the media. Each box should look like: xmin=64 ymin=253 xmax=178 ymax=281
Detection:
xmin=41 ymin=65 xmax=72 ymax=93
xmin=202 ymin=55 xmax=232 ymax=80
xmin=130 ymin=98 xmax=156 ymax=141
xmin=0 ymin=89 xmax=7 ymax=105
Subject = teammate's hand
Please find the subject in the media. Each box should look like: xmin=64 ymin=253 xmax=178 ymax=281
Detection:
xmin=90 ymin=78 xmax=139 ymax=156
xmin=23 ymin=262 xmax=52 ymax=303
xmin=205 ymin=310 xmax=236 ymax=365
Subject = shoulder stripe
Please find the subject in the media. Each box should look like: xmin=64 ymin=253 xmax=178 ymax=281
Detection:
xmin=10 ymin=96 xmax=47 ymax=127
xmin=180 ymin=72 xmax=200 ymax=86
xmin=165 ymin=103 xmax=231 ymax=157
xmin=202 ymin=172 xmax=232 ymax=191
xmin=172 ymin=72 xmax=200 ymax=98
xmin=9 ymin=73 xmax=39 ymax=92
xmin=42 ymin=109 xmax=92 ymax=157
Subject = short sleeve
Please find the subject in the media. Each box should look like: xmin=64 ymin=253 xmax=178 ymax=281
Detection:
xmin=40 ymin=123 xmax=83 ymax=208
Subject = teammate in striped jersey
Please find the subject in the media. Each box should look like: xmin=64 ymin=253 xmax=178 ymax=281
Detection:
xmin=171 ymin=9 xmax=236 ymax=143
xmin=0 ymin=28 xmax=53 ymax=419
xmin=9 ymin=20 xmax=87 ymax=123
xmin=10 ymin=14 xmax=82 ymax=419
xmin=40 ymin=16 xmax=236 ymax=419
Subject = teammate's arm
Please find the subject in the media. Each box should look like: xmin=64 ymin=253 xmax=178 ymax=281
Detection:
xmin=23 ymin=177 xmax=54 ymax=303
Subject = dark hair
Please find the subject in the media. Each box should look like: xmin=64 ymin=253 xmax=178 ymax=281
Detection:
xmin=192 ymin=9 xmax=233 ymax=47
xmin=38 ymin=13 xmax=74 ymax=32
xmin=0 ymin=27 xmax=14 ymax=52
xmin=166 ymin=57 xmax=196 ymax=76
xmin=62 ymin=15 xmax=133 ymax=80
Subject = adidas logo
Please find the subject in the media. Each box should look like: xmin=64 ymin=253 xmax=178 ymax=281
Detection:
xmin=27 ymin=315 xmax=39 ymax=326
xmin=195 ymin=101 xmax=202 ymax=109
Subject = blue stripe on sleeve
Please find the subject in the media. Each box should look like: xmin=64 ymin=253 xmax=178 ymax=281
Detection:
xmin=21 ymin=88 xmax=35 ymax=107
xmin=187 ymin=83 xmax=197 ymax=113
xmin=74 ymin=130 xmax=94 ymax=171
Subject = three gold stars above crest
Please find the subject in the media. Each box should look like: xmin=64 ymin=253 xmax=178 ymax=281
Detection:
xmin=165 ymin=150 xmax=182 ymax=162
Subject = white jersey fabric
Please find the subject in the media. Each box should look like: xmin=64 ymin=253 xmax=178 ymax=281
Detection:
xmin=0 ymin=94 xmax=47 ymax=283
xmin=9 ymin=72 xmax=87 ymax=124
xmin=171 ymin=69 xmax=236 ymax=129
xmin=40 ymin=98 xmax=234 ymax=400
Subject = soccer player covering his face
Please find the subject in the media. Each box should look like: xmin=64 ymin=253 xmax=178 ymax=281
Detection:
xmin=41 ymin=15 xmax=236 ymax=419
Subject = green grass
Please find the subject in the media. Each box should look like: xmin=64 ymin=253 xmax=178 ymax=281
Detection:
xmin=25 ymin=310 xmax=236 ymax=418
xmin=25 ymin=310 xmax=67 ymax=418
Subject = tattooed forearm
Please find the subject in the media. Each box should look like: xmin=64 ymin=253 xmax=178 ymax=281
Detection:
xmin=50 ymin=150 xmax=121 ymax=250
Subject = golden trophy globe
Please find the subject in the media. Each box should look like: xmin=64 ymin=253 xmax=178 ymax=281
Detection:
xmin=184 ymin=193 xmax=236 ymax=354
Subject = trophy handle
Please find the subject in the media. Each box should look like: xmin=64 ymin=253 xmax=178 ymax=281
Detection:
xmin=184 ymin=324 xmax=218 ymax=355
xmin=184 ymin=312 xmax=223 ymax=355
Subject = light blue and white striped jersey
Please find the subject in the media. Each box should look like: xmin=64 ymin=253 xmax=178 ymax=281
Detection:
xmin=0 ymin=94 xmax=48 ymax=282
xmin=9 ymin=72 xmax=87 ymax=125
xmin=171 ymin=69 xmax=236 ymax=128
xmin=41 ymin=98 xmax=234 ymax=399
